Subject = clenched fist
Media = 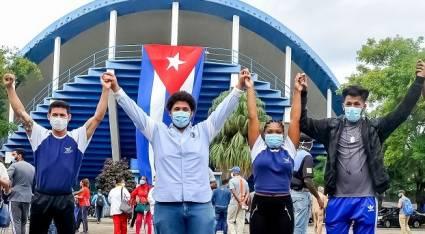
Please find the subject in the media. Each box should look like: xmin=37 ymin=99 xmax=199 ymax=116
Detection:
xmin=294 ymin=73 xmax=307 ymax=92
xmin=3 ymin=73 xmax=16 ymax=89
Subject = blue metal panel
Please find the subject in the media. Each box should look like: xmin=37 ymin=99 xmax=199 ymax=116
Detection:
xmin=20 ymin=0 xmax=342 ymax=115
xmin=1 ymin=59 xmax=322 ymax=181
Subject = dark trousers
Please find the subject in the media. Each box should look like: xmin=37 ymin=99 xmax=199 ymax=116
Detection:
xmin=76 ymin=206 xmax=89 ymax=232
xmin=215 ymin=206 xmax=228 ymax=234
xmin=249 ymin=194 xmax=294 ymax=234
xmin=29 ymin=192 xmax=75 ymax=234
xmin=95 ymin=206 xmax=104 ymax=222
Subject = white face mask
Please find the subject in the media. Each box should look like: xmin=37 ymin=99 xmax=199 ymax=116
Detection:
xmin=50 ymin=117 xmax=68 ymax=131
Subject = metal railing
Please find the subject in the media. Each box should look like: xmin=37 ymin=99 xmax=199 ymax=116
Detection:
xmin=25 ymin=45 xmax=289 ymax=112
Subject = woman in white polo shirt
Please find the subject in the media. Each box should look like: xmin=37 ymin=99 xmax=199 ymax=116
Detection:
xmin=246 ymin=73 xmax=305 ymax=234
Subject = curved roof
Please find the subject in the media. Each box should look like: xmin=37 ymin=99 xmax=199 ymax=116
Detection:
xmin=21 ymin=0 xmax=342 ymax=113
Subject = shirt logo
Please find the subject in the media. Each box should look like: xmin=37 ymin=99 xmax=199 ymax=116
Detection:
xmin=64 ymin=147 xmax=73 ymax=154
xmin=367 ymin=205 xmax=374 ymax=212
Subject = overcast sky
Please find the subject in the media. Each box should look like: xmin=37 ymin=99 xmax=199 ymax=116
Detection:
xmin=0 ymin=0 xmax=423 ymax=83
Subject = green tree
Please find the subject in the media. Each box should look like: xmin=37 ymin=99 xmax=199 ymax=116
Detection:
xmin=95 ymin=159 xmax=136 ymax=194
xmin=313 ymin=156 xmax=326 ymax=187
xmin=0 ymin=46 xmax=42 ymax=137
xmin=209 ymin=90 xmax=270 ymax=177
xmin=345 ymin=36 xmax=425 ymax=206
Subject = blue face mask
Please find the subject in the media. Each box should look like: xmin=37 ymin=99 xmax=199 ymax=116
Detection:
xmin=264 ymin=134 xmax=284 ymax=149
xmin=172 ymin=111 xmax=191 ymax=128
xmin=344 ymin=106 xmax=363 ymax=122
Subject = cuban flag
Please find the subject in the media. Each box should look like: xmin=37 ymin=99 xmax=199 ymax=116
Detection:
xmin=136 ymin=44 xmax=205 ymax=184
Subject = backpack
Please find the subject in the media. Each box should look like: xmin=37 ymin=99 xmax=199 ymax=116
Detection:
xmin=96 ymin=195 xmax=105 ymax=207
xmin=402 ymin=197 xmax=414 ymax=216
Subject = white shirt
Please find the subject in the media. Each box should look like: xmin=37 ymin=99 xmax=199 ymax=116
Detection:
xmin=148 ymin=187 xmax=155 ymax=215
xmin=108 ymin=185 xmax=130 ymax=216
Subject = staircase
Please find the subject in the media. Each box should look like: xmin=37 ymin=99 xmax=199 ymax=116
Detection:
xmin=1 ymin=59 xmax=290 ymax=180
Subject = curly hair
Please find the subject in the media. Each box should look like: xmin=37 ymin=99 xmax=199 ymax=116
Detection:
xmin=166 ymin=91 xmax=196 ymax=112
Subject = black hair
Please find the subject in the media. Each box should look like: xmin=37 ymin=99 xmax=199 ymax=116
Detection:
xmin=264 ymin=120 xmax=284 ymax=131
xmin=166 ymin=91 xmax=196 ymax=112
xmin=300 ymin=133 xmax=313 ymax=142
xmin=13 ymin=148 xmax=25 ymax=159
xmin=222 ymin=178 xmax=229 ymax=185
xmin=342 ymin=85 xmax=369 ymax=102
xmin=48 ymin=100 xmax=70 ymax=114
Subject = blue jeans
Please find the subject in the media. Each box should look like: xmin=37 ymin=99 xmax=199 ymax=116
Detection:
xmin=154 ymin=202 xmax=215 ymax=234
xmin=291 ymin=190 xmax=311 ymax=234
xmin=215 ymin=206 xmax=228 ymax=234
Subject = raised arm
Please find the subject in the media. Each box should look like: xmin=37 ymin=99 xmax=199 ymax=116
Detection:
xmin=84 ymin=72 xmax=111 ymax=139
xmin=377 ymin=60 xmax=425 ymax=140
xmin=287 ymin=73 xmax=306 ymax=147
xmin=300 ymin=80 xmax=330 ymax=144
xmin=3 ymin=73 xmax=34 ymax=134
xmin=202 ymin=69 xmax=247 ymax=141
xmin=246 ymin=70 xmax=260 ymax=149
xmin=103 ymin=73 xmax=157 ymax=141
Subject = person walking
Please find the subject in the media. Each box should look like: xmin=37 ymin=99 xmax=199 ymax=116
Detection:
xmin=3 ymin=72 xmax=110 ymax=234
xmin=300 ymin=61 xmax=425 ymax=234
xmin=212 ymin=178 xmax=231 ymax=234
xmin=131 ymin=176 xmax=153 ymax=234
xmin=290 ymin=134 xmax=324 ymax=234
xmin=227 ymin=167 xmax=249 ymax=234
xmin=246 ymin=73 xmax=303 ymax=234
xmin=312 ymin=187 xmax=327 ymax=234
xmin=398 ymin=190 xmax=413 ymax=234
xmin=92 ymin=189 xmax=107 ymax=224
xmin=74 ymin=179 xmax=91 ymax=234
xmin=7 ymin=148 xmax=35 ymax=234
xmin=109 ymin=179 xmax=131 ymax=234
xmin=103 ymin=69 xmax=248 ymax=234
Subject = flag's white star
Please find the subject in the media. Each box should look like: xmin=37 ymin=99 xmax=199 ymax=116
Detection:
xmin=166 ymin=53 xmax=185 ymax=71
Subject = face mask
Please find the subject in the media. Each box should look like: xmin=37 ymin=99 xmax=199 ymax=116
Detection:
xmin=398 ymin=193 xmax=403 ymax=198
xmin=265 ymin=134 xmax=284 ymax=149
xmin=50 ymin=117 xmax=68 ymax=131
xmin=172 ymin=111 xmax=191 ymax=128
xmin=140 ymin=179 xmax=146 ymax=185
xmin=344 ymin=106 xmax=363 ymax=122
xmin=11 ymin=158 xmax=17 ymax=163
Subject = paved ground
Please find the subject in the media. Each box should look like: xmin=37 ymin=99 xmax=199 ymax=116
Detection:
xmin=83 ymin=217 xmax=423 ymax=234
xmin=1 ymin=217 xmax=422 ymax=233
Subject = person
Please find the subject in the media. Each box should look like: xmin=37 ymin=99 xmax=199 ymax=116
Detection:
xmin=0 ymin=161 xmax=10 ymax=198
xmin=227 ymin=166 xmax=249 ymax=234
xmin=91 ymin=189 xmax=107 ymax=224
xmin=290 ymin=134 xmax=324 ymax=234
xmin=209 ymin=168 xmax=218 ymax=190
xmin=103 ymin=68 xmax=248 ymax=234
xmin=130 ymin=176 xmax=153 ymax=234
xmin=212 ymin=178 xmax=231 ymax=234
xmin=2 ymin=72 xmax=110 ymax=234
xmin=300 ymin=60 xmax=425 ymax=234
xmin=247 ymin=72 xmax=304 ymax=234
xmin=147 ymin=177 xmax=156 ymax=234
xmin=312 ymin=186 xmax=327 ymax=234
xmin=7 ymin=148 xmax=35 ymax=234
xmin=398 ymin=190 xmax=413 ymax=234
xmin=108 ymin=179 xmax=131 ymax=234
xmin=74 ymin=179 xmax=91 ymax=234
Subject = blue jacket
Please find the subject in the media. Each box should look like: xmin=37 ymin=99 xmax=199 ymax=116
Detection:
xmin=212 ymin=186 xmax=231 ymax=209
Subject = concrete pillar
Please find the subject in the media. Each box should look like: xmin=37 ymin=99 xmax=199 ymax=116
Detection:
xmin=52 ymin=37 xmax=61 ymax=92
xmin=284 ymin=46 xmax=292 ymax=123
xmin=230 ymin=15 xmax=240 ymax=88
xmin=107 ymin=10 xmax=120 ymax=162
xmin=327 ymin=88 xmax=332 ymax=118
xmin=171 ymin=2 xmax=179 ymax=46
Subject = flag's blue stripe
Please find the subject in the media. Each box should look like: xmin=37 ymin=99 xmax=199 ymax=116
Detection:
xmin=136 ymin=47 xmax=154 ymax=184
xmin=191 ymin=50 xmax=205 ymax=118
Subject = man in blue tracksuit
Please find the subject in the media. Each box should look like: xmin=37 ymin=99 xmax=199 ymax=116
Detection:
xmin=212 ymin=179 xmax=231 ymax=234
xmin=300 ymin=60 xmax=425 ymax=234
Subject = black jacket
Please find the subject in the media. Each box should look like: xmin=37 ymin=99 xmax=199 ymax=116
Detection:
xmin=300 ymin=76 xmax=425 ymax=196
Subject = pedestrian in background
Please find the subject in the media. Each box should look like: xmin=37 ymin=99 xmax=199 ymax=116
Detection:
xmin=212 ymin=178 xmax=231 ymax=234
